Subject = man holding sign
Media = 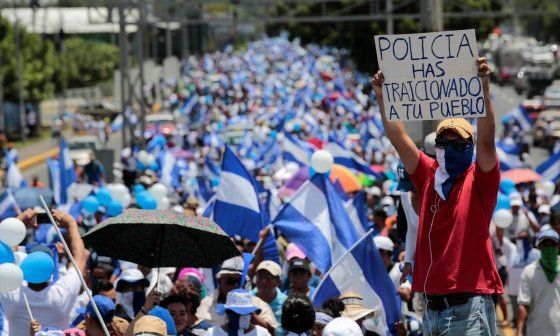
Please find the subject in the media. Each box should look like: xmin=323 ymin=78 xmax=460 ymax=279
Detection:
xmin=373 ymin=30 xmax=502 ymax=335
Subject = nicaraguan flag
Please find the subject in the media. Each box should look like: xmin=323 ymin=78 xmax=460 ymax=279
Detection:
xmin=59 ymin=138 xmax=77 ymax=205
xmin=272 ymin=173 xmax=359 ymax=273
xmin=496 ymin=138 xmax=524 ymax=171
xmin=509 ymin=104 xmax=533 ymax=132
xmin=6 ymin=152 xmax=24 ymax=189
xmin=214 ymin=146 xmax=268 ymax=242
xmin=313 ymin=231 xmax=401 ymax=336
xmin=536 ymin=150 xmax=560 ymax=182
xmin=160 ymin=150 xmax=177 ymax=188
xmin=111 ymin=114 xmax=123 ymax=132
xmin=281 ymin=133 xmax=314 ymax=166
xmin=344 ymin=190 xmax=370 ymax=237
xmin=324 ymin=136 xmax=382 ymax=178
xmin=0 ymin=190 xmax=18 ymax=220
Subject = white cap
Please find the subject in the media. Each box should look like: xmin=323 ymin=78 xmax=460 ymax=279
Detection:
xmin=373 ymin=236 xmax=394 ymax=252
xmin=365 ymin=186 xmax=382 ymax=197
xmin=510 ymin=198 xmax=523 ymax=207
xmin=538 ymin=204 xmax=551 ymax=215
xmin=216 ymin=256 xmax=244 ymax=278
xmin=423 ymin=132 xmax=437 ymax=157
xmin=380 ymin=196 xmax=394 ymax=207
xmin=256 ymin=260 xmax=282 ymax=278
xmin=323 ymin=317 xmax=362 ymax=336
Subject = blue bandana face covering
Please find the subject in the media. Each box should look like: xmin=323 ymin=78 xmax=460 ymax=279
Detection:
xmin=434 ymin=142 xmax=474 ymax=200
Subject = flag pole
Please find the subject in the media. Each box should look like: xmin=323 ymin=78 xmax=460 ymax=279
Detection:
xmin=39 ymin=195 xmax=110 ymax=336
xmin=311 ymin=228 xmax=375 ymax=303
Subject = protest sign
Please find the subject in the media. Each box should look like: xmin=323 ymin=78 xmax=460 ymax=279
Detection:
xmin=374 ymin=29 xmax=485 ymax=121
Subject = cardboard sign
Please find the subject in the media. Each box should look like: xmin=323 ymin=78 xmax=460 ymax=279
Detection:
xmin=374 ymin=29 xmax=485 ymax=121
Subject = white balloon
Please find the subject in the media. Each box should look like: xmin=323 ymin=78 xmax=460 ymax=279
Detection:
xmin=137 ymin=150 xmax=148 ymax=164
xmin=0 ymin=263 xmax=23 ymax=292
xmin=157 ymin=197 xmax=170 ymax=210
xmin=13 ymin=251 xmax=27 ymax=265
xmin=0 ymin=218 xmax=26 ymax=246
xmin=149 ymin=183 xmax=168 ymax=199
xmin=145 ymin=154 xmax=156 ymax=166
xmin=542 ymin=181 xmax=556 ymax=198
xmin=311 ymin=150 xmax=334 ymax=174
xmin=493 ymin=209 xmax=514 ymax=229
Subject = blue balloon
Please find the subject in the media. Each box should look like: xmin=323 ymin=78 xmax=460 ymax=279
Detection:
xmin=107 ymin=200 xmax=123 ymax=217
xmin=499 ymin=179 xmax=516 ymax=195
xmin=138 ymin=195 xmax=157 ymax=210
xmin=82 ymin=196 xmax=100 ymax=214
xmin=133 ymin=184 xmax=146 ymax=194
xmin=309 ymin=167 xmax=316 ymax=176
xmin=495 ymin=193 xmax=511 ymax=211
xmin=0 ymin=242 xmax=15 ymax=265
xmin=148 ymin=161 xmax=159 ymax=171
xmin=20 ymin=251 xmax=54 ymax=284
xmin=136 ymin=191 xmax=149 ymax=203
xmin=96 ymin=188 xmax=112 ymax=207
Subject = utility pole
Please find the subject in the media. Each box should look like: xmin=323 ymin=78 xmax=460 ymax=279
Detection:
xmin=138 ymin=0 xmax=147 ymax=147
xmin=0 ymin=5 xmax=4 ymax=131
xmin=118 ymin=2 xmax=128 ymax=147
xmin=386 ymin=0 xmax=393 ymax=34
xmin=420 ymin=0 xmax=443 ymax=142
xmin=13 ymin=4 xmax=25 ymax=141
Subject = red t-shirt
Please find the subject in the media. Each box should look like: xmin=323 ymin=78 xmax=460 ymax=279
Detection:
xmin=409 ymin=151 xmax=504 ymax=295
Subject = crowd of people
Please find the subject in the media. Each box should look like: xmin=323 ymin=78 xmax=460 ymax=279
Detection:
xmin=0 ymin=34 xmax=559 ymax=336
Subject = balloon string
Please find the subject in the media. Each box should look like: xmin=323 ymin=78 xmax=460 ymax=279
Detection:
xmin=22 ymin=290 xmax=34 ymax=321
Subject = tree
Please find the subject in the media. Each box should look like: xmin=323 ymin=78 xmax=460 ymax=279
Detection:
xmin=55 ymin=37 xmax=120 ymax=90
xmin=0 ymin=18 xmax=57 ymax=103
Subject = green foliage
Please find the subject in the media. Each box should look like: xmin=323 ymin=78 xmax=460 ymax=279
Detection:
xmin=0 ymin=18 xmax=57 ymax=102
xmin=56 ymin=37 xmax=120 ymax=90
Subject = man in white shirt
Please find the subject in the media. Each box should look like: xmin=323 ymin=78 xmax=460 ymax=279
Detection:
xmin=373 ymin=236 xmax=411 ymax=304
xmin=0 ymin=209 xmax=87 ymax=335
xmin=517 ymin=229 xmax=560 ymax=336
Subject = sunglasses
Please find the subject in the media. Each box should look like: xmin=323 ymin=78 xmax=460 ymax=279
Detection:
xmin=225 ymin=277 xmax=241 ymax=286
xmin=435 ymin=137 xmax=472 ymax=151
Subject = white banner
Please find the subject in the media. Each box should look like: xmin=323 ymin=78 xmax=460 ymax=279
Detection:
xmin=374 ymin=29 xmax=485 ymax=121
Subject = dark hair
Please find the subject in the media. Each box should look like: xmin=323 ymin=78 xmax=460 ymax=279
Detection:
xmin=161 ymin=294 xmax=201 ymax=316
xmin=92 ymin=279 xmax=114 ymax=296
xmin=93 ymin=262 xmax=115 ymax=280
xmin=321 ymin=297 xmax=345 ymax=318
xmin=281 ymin=294 xmax=316 ymax=333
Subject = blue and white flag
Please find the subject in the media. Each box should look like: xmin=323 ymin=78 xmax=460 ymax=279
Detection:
xmin=496 ymin=139 xmax=524 ymax=171
xmin=281 ymin=133 xmax=314 ymax=167
xmin=160 ymin=150 xmax=177 ymax=188
xmin=536 ymin=150 xmax=560 ymax=182
xmin=272 ymin=173 xmax=359 ymax=273
xmin=5 ymin=152 xmax=24 ymax=189
xmin=111 ymin=114 xmax=123 ymax=132
xmin=180 ymin=93 xmax=199 ymax=116
xmin=313 ymin=230 xmax=401 ymax=336
xmin=58 ymin=138 xmax=77 ymax=205
xmin=324 ymin=137 xmax=382 ymax=178
xmin=0 ymin=190 xmax=18 ymax=220
xmin=508 ymin=105 xmax=533 ymax=132
xmin=344 ymin=190 xmax=370 ymax=237
xmin=214 ymin=146 xmax=268 ymax=242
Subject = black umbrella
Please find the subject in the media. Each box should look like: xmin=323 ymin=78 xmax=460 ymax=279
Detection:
xmin=82 ymin=209 xmax=239 ymax=268
xmin=13 ymin=187 xmax=54 ymax=210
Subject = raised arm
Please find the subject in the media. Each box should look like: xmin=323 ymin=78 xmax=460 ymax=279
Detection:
xmin=52 ymin=209 xmax=88 ymax=274
xmin=475 ymin=57 xmax=497 ymax=173
xmin=372 ymin=71 xmax=419 ymax=175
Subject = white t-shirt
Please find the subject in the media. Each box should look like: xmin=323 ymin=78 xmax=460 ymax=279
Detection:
xmin=389 ymin=263 xmax=412 ymax=291
xmin=517 ymin=258 xmax=560 ymax=336
xmin=0 ymin=267 xmax=82 ymax=336
xmin=207 ymin=325 xmax=271 ymax=336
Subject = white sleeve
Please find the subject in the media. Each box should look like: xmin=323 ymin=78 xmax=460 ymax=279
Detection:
xmin=401 ymin=192 xmax=418 ymax=264
xmin=50 ymin=267 xmax=82 ymax=311
xmin=517 ymin=265 xmax=533 ymax=306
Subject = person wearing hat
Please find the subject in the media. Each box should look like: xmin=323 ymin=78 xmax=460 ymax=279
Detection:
xmin=252 ymin=261 xmax=286 ymax=336
xmin=83 ymin=295 xmax=119 ymax=336
xmin=322 ymin=317 xmax=361 ymax=336
xmin=339 ymin=292 xmax=386 ymax=335
xmin=207 ymin=289 xmax=271 ymax=336
xmin=517 ymin=229 xmax=560 ymax=336
xmin=131 ymin=315 xmax=168 ymax=336
xmin=373 ymin=236 xmax=411 ymax=304
xmin=0 ymin=209 xmax=88 ymax=335
xmin=507 ymin=198 xmax=540 ymax=245
xmin=196 ymin=257 xmax=277 ymax=334
xmin=373 ymin=58 xmax=503 ymax=335
xmin=114 ymin=269 xmax=150 ymax=320
xmin=287 ymin=258 xmax=315 ymax=298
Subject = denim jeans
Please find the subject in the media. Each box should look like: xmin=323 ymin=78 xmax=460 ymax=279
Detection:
xmin=422 ymin=295 xmax=497 ymax=335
